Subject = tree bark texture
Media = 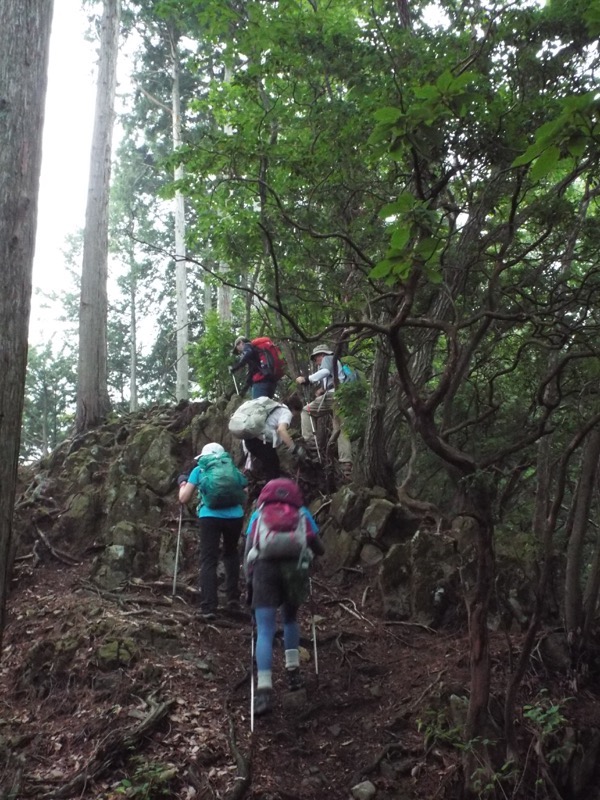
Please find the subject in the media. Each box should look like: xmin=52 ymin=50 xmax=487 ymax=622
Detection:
xmin=565 ymin=428 xmax=600 ymax=655
xmin=361 ymin=335 xmax=396 ymax=492
xmin=0 ymin=0 xmax=54 ymax=650
xmin=76 ymin=0 xmax=121 ymax=431
xmin=171 ymin=31 xmax=189 ymax=401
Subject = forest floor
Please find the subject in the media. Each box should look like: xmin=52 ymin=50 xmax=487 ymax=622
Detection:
xmin=2 ymin=543 xmax=599 ymax=800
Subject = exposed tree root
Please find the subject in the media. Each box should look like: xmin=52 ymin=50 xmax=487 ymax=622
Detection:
xmin=34 ymin=527 xmax=79 ymax=566
xmin=35 ymin=698 xmax=175 ymax=798
xmin=223 ymin=709 xmax=251 ymax=800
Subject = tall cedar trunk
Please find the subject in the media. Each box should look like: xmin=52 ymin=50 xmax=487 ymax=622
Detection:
xmin=129 ymin=251 xmax=138 ymax=412
xmin=171 ymin=29 xmax=189 ymax=401
xmin=217 ymin=70 xmax=233 ymax=323
xmin=76 ymin=0 xmax=120 ymax=431
xmin=361 ymin=336 xmax=396 ymax=491
xmin=0 ymin=0 xmax=53 ymax=651
xmin=565 ymin=428 xmax=600 ymax=661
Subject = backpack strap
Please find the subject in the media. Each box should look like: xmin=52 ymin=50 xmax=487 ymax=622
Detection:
xmin=262 ymin=401 xmax=284 ymax=447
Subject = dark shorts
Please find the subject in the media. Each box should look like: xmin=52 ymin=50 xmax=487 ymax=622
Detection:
xmin=251 ymin=558 xmax=309 ymax=609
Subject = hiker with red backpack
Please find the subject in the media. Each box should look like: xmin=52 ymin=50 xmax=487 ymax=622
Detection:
xmin=244 ymin=478 xmax=324 ymax=716
xmin=230 ymin=336 xmax=286 ymax=399
xmin=178 ymin=443 xmax=248 ymax=620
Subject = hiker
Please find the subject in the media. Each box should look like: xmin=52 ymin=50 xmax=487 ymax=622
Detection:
xmin=295 ymin=344 xmax=353 ymax=477
xmin=178 ymin=442 xmax=248 ymax=620
xmin=229 ymin=393 xmax=307 ymax=481
xmin=244 ymin=478 xmax=324 ymax=716
xmin=230 ymin=336 xmax=285 ymax=399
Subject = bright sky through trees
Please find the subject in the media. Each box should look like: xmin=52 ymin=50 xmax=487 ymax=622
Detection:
xmin=30 ymin=1 xmax=96 ymax=346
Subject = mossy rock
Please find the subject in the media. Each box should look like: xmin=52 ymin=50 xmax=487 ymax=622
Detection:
xmin=95 ymin=638 xmax=139 ymax=670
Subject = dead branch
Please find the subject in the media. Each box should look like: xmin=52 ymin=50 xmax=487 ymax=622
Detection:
xmin=39 ymin=698 xmax=176 ymax=798
xmin=223 ymin=710 xmax=251 ymax=800
xmin=34 ymin=527 xmax=79 ymax=566
xmin=409 ymin=668 xmax=448 ymax=712
xmin=383 ymin=620 xmax=436 ymax=633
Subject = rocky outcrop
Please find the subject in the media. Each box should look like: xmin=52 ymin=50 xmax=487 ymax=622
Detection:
xmin=14 ymin=401 xmax=537 ymax=629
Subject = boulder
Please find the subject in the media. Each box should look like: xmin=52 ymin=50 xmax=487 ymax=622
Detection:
xmin=330 ymin=485 xmax=371 ymax=531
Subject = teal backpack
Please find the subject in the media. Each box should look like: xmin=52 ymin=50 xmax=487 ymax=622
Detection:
xmin=196 ymin=452 xmax=246 ymax=509
xmin=340 ymin=363 xmax=360 ymax=383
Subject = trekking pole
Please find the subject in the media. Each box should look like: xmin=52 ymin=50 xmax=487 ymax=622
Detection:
xmin=309 ymin=578 xmax=319 ymax=681
xmin=172 ymin=504 xmax=183 ymax=597
xmin=231 ymin=371 xmax=240 ymax=395
xmin=250 ymin=615 xmax=255 ymax=732
xmin=302 ymin=385 xmax=322 ymax=464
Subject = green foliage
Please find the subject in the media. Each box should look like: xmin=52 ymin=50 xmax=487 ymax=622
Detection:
xmin=187 ymin=311 xmax=237 ymax=400
xmin=113 ymin=758 xmax=176 ymax=798
xmin=523 ymin=691 xmax=574 ymax=765
xmin=334 ymin=375 xmax=369 ymax=442
xmin=21 ymin=343 xmax=76 ymax=462
xmin=470 ymin=758 xmax=519 ymax=798
xmin=416 ymin=708 xmax=464 ymax=750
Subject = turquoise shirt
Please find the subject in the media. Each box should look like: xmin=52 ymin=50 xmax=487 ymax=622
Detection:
xmin=187 ymin=464 xmax=246 ymax=519
xmin=245 ymin=506 xmax=318 ymax=535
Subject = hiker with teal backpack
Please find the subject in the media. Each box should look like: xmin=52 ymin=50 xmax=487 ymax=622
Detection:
xmin=178 ymin=443 xmax=248 ymax=620
xmin=244 ymin=478 xmax=324 ymax=716
xmin=295 ymin=344 xmax=353 ymax=479
xmin=229 ymin=336 xmax=286 ymax=399
xmin=229 ymin=393 xmax=307 ymax=481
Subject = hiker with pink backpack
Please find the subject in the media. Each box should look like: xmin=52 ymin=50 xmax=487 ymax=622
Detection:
xmin=244 ymin=478 xmax=324 ymax=717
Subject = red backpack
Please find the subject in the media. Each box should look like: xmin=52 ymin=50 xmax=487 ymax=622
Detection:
xmin=251 ymin=336 xmax=287 ymax=382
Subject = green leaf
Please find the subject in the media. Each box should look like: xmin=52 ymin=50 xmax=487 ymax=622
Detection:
xmin=373 ymin=106 xmax=402 ymax=123
xmin=566 ymin=135 xmax=586 ymax=157
xmin=413 ymin=85 xmax=440 ymax=100
xmin=379 ymin=194 xmax=416 ymax=218
xmin=415 ymin=237 xmax=441 ymax=261
xmin=369 ymin=260 xmax=393 ymax=279
xmin=390 ymin=226 xmax=411 ymax=250
xmin=530 ymin=145 xmax=560 ymax=181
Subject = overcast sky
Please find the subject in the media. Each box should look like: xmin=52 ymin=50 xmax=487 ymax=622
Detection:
xmin=30 ymin=1 xmax=97 ymax=347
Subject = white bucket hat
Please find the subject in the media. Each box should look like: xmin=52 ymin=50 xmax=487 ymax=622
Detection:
xmin=196 ymin=442 xmax=225 ymax=460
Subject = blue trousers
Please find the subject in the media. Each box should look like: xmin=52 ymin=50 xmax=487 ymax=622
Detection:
xmin=254 ymin=606 xmax=299 ymax=673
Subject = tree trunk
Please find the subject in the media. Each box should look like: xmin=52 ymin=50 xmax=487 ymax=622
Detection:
xmin=463 ymin=489 xmax=495 ymax=794
xmin=361 ymin=336 xmax=395 ymax=491
xmin=129 ymin=255 xmax=138 ymax=412
xmin=565 ymin=428 xmax=600 ymax=664
xmin=76 ymin=0 xmax=120 ymax=431
xmin=171 ymin=29 xmax=189 ymax=401
xmin=0 ymin=0 xmax=54 ymax=651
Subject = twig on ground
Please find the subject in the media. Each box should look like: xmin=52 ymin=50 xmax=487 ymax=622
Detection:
xmin=34 ymin=527 xmax=79 ymax=566
xmin=383 ymin=620 xmax=436 ymax=634
xmin=409 ymin=668 xmax=448 ymax=711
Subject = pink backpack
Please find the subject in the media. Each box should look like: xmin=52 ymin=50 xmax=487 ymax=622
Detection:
xmin=251 ymin=479 xmax=310 ymax=560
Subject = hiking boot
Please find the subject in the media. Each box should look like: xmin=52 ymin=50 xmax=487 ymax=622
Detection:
xmin=254 ymin=688 xmax=273 ymax=716
xmin=286 ymin=668 xmax=304 ymax=692
xmin=198 ymin=609 xmax=217 ymax=621
xmin=223 ymin=600 xmax=250 ymax=620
